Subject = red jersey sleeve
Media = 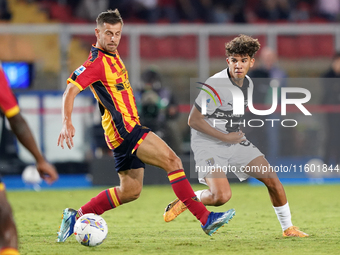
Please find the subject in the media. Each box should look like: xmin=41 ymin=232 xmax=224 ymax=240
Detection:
xmin=0 ymin=67 xmax=20 ymax=118
xmin=67 ymin=58 xmax=103 ymax=91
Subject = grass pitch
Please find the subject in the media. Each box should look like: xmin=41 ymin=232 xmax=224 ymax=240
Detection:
xmin=7 ymin=183 xmax=340 ymax=255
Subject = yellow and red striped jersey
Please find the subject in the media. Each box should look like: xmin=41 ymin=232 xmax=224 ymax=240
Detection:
xmin=67 ymin=45 xmax=140 ymax=149
xmin=0 ymin=63 xmax=20 ymax=118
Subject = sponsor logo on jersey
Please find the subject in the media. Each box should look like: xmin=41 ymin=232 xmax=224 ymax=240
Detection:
xmin=197 ymin=82 xmax=223 ymax=106
xmin=75 ymin=65 xmax=86 ymax=76
xmin=114 ymin=83 xmax=125 ymax=91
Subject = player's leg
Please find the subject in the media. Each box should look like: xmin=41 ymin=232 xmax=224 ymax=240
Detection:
xmin=137 ymin=132 xmax=209 ymax=222
xmin=164 ymin=168 xmax=232 ymax=222
xmin=200 ymin=170 xmax=232 ymax=206
xmin=164 ymin=145 xmax=232 ymax=222
xmin=57 ymin=168 xmax=144 ymax=243
xmin=136 ymin=131 xmax=183 ymax=172
xmin=0 ymin=183 xmax=19 ymax=255
xmin=246 ymin=156 xmax=287 ymax=206
xmin=137 ymin=132 xmax=235 ymax=235
xmin=58 ymin=125 xmax=148 ymax=243
xmin=114 ymin=168 xmax=144 ymax=202
xmin=247 ymin=156 xmax=308 ymax=237
xmin=79 ymin=168 xmax=144 ymax=216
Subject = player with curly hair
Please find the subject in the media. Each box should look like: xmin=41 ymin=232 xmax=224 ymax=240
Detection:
xmin=163 ymin=34 xmax=308 ymax=237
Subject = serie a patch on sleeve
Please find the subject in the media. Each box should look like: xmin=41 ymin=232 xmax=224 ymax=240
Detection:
xmin=75 ymin=65 xmax=86 ymax=76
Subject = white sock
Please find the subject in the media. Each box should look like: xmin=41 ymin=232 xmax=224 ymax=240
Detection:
xmin=194 ymin=190 xmax=205 ymax=202
xmin=273 ymin=202 xmax=293 ymax=231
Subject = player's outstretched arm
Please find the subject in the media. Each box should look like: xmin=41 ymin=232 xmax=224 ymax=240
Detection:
xmin=57 ymin=83 xmax=81 ymax=150
xmin=188 ymin=105 xmax=246 ymax=144
xmin=7 ymin=113 xmax=59 ymax=184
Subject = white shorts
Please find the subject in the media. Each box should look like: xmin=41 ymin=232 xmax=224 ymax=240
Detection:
xmin=192 ymin=140 xmax=263 ymax=185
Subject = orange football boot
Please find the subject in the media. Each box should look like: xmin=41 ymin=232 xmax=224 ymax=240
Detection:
xmin=283 ymin=226 xmax=309 ymax=237
xmin=163 ymin=198 xmax=187 ymax=222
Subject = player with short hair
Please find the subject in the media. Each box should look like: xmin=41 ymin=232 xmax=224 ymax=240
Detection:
xmin=0 ymin=63 xmax=59 ymax=255
xmin=57 ymin=9 xmax=235 ymax=242
xmin=163 ymin=34 xmax=308 ymax=237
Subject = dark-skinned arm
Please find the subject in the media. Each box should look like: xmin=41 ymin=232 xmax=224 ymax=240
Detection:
xmin=7 ymin=113 xmax=58 ymax=184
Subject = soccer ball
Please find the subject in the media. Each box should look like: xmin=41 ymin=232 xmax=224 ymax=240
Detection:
xmin=22 ymin=165 xmax=42 ymax=185
xmin=73 ymin=213 xmax=108 ymax=247
xmin=22 ymin=165 xmax=42 ymax=191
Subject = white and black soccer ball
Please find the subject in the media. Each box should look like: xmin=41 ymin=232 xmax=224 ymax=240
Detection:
xmin=73 ymin=213 xmax=108 ymax=247
xmin=22 ymin=165 xmax=42 ymax=185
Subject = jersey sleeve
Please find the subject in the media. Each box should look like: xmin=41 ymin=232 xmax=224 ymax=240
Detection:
xmin=194 ymin=77 xmax=221 ymax=115
xmin=0 ymin=67 xmax=20 ymax=118
xmin=67 ymin=59 xmax=102 ymax=91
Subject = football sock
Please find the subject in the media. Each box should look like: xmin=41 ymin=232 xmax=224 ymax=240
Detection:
xmin=273 ymin=202 xmax=293 ymax=231
xmin=0 ymin=247 xmax=20 ymax=255
xmin=78 ymin=188 xmax=121 ymax=217
xmin=194 ymin=190 xmax=205 ymax=202
xmin=168 ymin=169 xmax=210 ymax=225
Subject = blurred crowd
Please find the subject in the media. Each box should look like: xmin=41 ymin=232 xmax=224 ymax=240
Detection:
xmin=0 ymin=0 xmax=11 ymax=20
xmin=2 ymin=0 xmax=340 ymax=23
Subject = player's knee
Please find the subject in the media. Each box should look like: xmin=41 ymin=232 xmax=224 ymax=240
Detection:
xmin=129 ymin=185 xmax=143 ymax=201
xmin=211 ymin=191 xmax=231 ymax=206
xmin=164 ymin=152 xmax=183 ymax=172
xmin=129 ymin=192 xmax=141 ymax=201
xmin=119 ymin=183 xmax=142 ymax=203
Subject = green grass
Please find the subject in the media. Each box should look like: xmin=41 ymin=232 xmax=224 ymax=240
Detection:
xmin=7 ymin=183 xmax=340 ymax=255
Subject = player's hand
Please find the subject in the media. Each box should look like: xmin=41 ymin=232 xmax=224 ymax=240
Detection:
xmin=36 ymin=160 xmax=59 ymax=184
xmin=224 ymin=131 xmax=246 ymax=144
xmin=57 ymin=122 xmax=75 ymax=149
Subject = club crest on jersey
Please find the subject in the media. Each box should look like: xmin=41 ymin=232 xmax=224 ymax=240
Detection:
xmin=205 ymin=157 xmax=215 ymax=166
xmin=191 ymin=196 xmax=199 ymax=202
xmin=75 ymin=65 xmax=86 ymax=76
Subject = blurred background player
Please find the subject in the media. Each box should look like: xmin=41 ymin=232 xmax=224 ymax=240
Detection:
xmin=0 ymin=62 xmax=59 ymax=255
xmin=163 ymin=35 xmax=308 ymax=238
xmin=136 ymin=67 xmax=182 ymax=155
xmin=321 ymin=52 xmax=340 ymax=167
xmin=57 ymin=9 xmax=235 ymax=242
xmin=247 ymin=46 xmax=287 ymax=163
xmin=0 ymin=0 xmax=11 ymax=21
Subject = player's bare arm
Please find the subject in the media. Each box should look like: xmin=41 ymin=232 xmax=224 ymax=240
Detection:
xmin=7 ymin=113 xmax=59 ymax=184
xmin=57 ymin=83 xmax=81 ymax=149
xmin=35 ymin=160 xmax=59 ymax=184
xmin=188 ymin=105 xmax=246 ymax=144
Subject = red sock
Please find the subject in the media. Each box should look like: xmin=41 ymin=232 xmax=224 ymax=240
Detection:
xmin=168 ymin=169 xmax=209 ymax=225
xmin=0 ymin=247 xmax=20 ymax=255
xmin=78 ymin=188 xmax=121 ymax=218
